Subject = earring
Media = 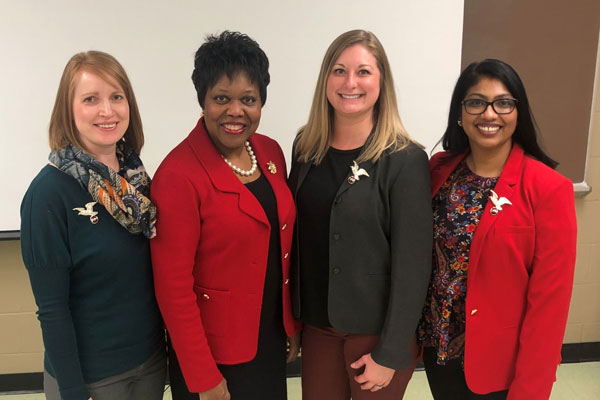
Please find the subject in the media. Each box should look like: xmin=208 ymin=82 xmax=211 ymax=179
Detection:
xmin=457 ymin=120 xmax=462 ymax=127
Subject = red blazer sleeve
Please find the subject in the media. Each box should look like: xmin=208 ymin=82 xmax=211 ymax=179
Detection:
xmin=150 ymin=166 xmax=223 ymax=393
xmin=507 ymin=176 xmax=577 ymax=399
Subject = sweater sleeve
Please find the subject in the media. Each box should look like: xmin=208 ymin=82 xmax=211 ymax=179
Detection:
xmin=371 ymin=146 xmax=433 ymax=369
xmin=20 ymin=179 xmax=91 ymax=400
xmin=150 ymin=166 xmax=223 ymax=392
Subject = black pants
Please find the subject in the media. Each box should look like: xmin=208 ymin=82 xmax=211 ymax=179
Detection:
xmin=423 ymin=347 xmax=508 ymax=400
xmin=167 ymin=328 xmax=287 ymax=400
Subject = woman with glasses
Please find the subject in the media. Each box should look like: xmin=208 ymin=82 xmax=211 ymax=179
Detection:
xmin=417 ymin=59 xmax=576 ymax=400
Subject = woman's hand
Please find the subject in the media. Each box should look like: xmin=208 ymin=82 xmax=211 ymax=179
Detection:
xmin=286 ymin=331 xmax=301 ymax=363
xmin=198 ymin=378 xmax=230 ymax=400
xmin=351 ymin=353 xmax=395 ymax=392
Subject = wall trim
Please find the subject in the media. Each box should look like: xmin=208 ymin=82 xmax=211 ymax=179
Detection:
xmin=0 ymin=372 xmax=42 ymax=394
xmin=0 ymin=230 xmax=20 ymax=241
xmin=561 ymin=341 xmax=600 ymax=363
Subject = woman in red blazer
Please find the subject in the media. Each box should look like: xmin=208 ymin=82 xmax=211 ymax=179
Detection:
xmin=150 ymin=31 xmax=300 ymax=400
xmin=417 ymin=59 xmax=577 ymax=400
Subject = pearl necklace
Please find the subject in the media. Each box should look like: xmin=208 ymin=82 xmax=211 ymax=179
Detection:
xmin=221 ymin=141 xmax=257 ymax=177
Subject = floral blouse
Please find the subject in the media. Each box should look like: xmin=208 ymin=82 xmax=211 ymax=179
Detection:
xmin=418 ymin=160 xmax=497 ymax=364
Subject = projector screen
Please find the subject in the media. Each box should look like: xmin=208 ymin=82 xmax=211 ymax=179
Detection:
xmin=0 ymin=0 xmax=464 ymax=233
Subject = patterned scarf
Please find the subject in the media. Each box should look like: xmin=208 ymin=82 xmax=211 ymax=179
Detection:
xmin=49 ymin=142 xmax=157 ymax=238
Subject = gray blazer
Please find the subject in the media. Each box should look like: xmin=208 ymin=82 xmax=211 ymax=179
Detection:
xmin=289 ymin=142 xmax=432 ymax=370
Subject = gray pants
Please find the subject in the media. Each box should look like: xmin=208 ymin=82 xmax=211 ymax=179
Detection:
xmin=44 ymin=347 xmax=167 ymax=400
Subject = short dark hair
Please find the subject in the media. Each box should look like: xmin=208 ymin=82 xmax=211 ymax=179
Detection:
xmin=191 ymin=31 xmax=270 ymax=108
xmin=442 ymin=58 xmax=557 ymax=168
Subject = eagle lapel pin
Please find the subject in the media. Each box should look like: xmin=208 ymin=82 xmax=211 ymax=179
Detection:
xmin=73 ymin=201 xmax=99 ymax=224
xmin=267 ymin=161 xmax=277 ymax=174
xmin=348 ymin=160 xmax=369 ymax=184
xmin=489 ymin=190 xmax=512 ymax=215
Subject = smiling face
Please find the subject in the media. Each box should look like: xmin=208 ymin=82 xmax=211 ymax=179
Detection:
xmin=461 ymin=77 xmax=517 ymax=156
xmin=202 ymin=71 xmax=261 ymax=158
xmin=326 ymin=44 xmax=381 ymax=119
xmin=72 ymin=70 xmax=130 ymax=157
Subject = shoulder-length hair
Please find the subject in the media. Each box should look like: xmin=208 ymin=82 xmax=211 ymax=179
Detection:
xmin=49 ymin=51 xmax=144 ymax=154
xmin=442 ymin=58 xmax=557 ymax=168
xmin=295 ymin=29 xmax=415 ymax=164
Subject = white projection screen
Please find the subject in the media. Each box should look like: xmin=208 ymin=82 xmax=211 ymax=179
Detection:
xmin=0 ymin=0 xmax=464 ymax=234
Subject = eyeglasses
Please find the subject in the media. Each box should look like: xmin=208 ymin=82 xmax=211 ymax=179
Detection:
xmin=461 ymin=98 xmax=518 ymax=115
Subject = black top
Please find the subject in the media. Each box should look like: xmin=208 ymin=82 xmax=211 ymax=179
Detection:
xmin=212 ymin=173 xmax=287 ymax=400
xmin=20 ymin=165 xmax=164 ymax=400
xmin=296 ymin=146 xmax=362 ymax=326
xmin=245 ymin=174 xmax=283 ymax=327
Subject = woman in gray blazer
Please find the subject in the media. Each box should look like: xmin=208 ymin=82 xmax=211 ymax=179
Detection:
xmin=289 ymin=29 xmax=432 ymax=400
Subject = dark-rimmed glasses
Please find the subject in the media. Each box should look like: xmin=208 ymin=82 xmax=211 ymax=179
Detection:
xmin=461 ymin=98 xmax=518 ymax=115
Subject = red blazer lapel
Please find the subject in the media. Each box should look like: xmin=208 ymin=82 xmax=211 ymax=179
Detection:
xmin=187 ymin=118 xmax=269 ymax=226
xmin=430 ymin=150 xmax=468 ymax=198
xmin=468 ymin=145 xmax=524 ymax=279
xmin=430 ymin=145 xmax=525 ymax=279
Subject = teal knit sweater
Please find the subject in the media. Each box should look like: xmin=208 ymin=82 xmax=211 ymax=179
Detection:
xmin=20 ymin=165 xmax=164 ymax=400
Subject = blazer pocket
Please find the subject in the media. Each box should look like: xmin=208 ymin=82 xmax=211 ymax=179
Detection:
xmin=493 ymin=225 xmax=535 ymax=271
xmin=195 ymin=285 xmax=231 ymax=338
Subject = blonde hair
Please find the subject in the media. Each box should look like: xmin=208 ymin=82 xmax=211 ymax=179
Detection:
xmin=49 ymin=51 xmax=144 ymax=154
xmin=295 ymin=29 xmax=416 ymax=164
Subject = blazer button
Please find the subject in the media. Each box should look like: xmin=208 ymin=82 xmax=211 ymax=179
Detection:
xmin=202 ymin=293 xmax=210 ymax=301
xmin=470 ymin=309 xmax=478 ymax=315
xmin=284 ymin=252 xmax=289 ymax=259
xmin=333 ymin=233 xmax=340 ymax=240
xmin=284 ymin=279 xmax=289 ymax=285
xmin=332 ymin=267 xmax=341 ymax=275
xmin=281 ymin=224 xmax=287 ymax=231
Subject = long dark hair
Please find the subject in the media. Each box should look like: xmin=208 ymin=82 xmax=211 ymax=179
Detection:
xmin=441 ymin=59 xmax=557 ymax=168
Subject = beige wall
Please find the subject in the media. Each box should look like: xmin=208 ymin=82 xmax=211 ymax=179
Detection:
xmin=563 ymin=58 xmax=600 ymax=343
xmin=1 ymin=74 xmax=600 ymax=374
xmin=0 ymin=240 xmax=43 ymax=374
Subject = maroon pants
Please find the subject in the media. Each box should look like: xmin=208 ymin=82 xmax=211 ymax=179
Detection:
xmin=301 ymin=324 xmax=418 ymax=400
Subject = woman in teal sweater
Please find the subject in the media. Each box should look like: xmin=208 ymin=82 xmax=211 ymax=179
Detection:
xmin=20 ymin=51 xmax=166 ymax=400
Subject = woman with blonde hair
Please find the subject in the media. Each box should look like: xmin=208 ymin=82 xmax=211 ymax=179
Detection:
xmin=289 ymin=29 xmax=432 ymax=399
xmin=21 ymin=51 xmax=166 ymax=400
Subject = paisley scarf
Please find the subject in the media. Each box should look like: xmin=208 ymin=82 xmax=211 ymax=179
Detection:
xmin=49 ymin=142 xmax=157 ymax=238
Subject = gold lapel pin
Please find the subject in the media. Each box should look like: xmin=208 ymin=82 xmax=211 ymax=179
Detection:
xmin=267 ymin=161 xmax=277 ymax=174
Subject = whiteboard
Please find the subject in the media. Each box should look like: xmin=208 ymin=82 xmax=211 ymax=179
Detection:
xmin=0 ymin=0 xmax=464 ymax=232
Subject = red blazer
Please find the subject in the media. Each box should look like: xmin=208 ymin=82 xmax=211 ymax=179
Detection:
xmin=150 ymin=119 xmax=299 ymax=392
xmin=430 ymin=144 xmax=577 ymax=399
